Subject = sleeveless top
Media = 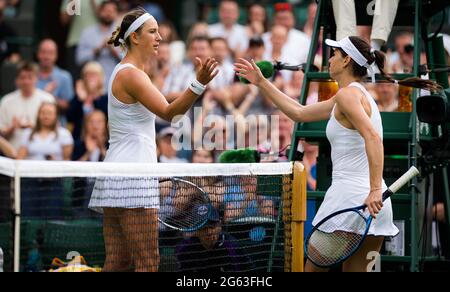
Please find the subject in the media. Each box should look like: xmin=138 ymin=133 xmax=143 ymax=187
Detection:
xmin=105 ymin=63 xmax=157 ymax=164
xmin=312 ymin=82 xmax=399 ymax=237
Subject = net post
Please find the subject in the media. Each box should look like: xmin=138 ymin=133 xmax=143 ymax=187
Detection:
xmin=291 ymin=162 xmax=307 ymax=272
xmin=12 ymin=163 xmax=21 ymax=273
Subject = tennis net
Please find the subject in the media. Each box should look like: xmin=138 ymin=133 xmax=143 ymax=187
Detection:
xmin=0 ymin=157 xmax=305 ymax=272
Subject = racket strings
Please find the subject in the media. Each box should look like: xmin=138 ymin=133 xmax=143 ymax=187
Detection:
xmin=307 ymin=211 xmax=368 ymax=266
xmin=160 ymin=179 xmax=211 ymax=230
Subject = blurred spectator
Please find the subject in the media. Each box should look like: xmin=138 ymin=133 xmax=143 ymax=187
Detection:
xmin=157 ymin=127 xmax=189 ymax=164
xmin=0 ymin=135 xmax=16 ymax=158
xmin=37 ymin=39 xmax=74 ymax=118
xmin=159 ymin=20 xmax=185 ymax=66
xmin=301 ymin=141 xmax=318 ymax=191
xmin=375 ymin=83 xmax=398 ymax=112
xmin=332 ymin=0 xmax=399 ymax=50
xmin=246 ymin=36 xmax=265 ymax=61
xmin=163 ymin=36 xmax=211 ymax=101
xmin=77 ymin=0 xmax=121 ymax=85
xmin=245 ymin=3 xmax=267 ymax=38
xmin=284 ymin=70 xmax=304 ymax=100
xmin=0 ymin=62 xmax=55 ymax=149
xmin=187 ymin=22 xmax=209 ymax=41
xmin=145 ymin=41 xmax=171 ymax=90
xmin=72 ymin=110 xmax=108 ymax=162
xmin=264 ymin=25 xmax=296 ymax=82
xmin=17 ymin=102 xmax=73 ymax=220
xmin=0 ymin=0 xmax=20 ymax=64
xmin=262 ymin=3 xmax=310 ymax=66
xmin=223 ymin=175 xmax=274 ymax=222
xmin=160 ymin=36 xmax=212 ymax=144
xmin=203 ymin=37 xmax=236 ymax=115
xmin=192 ymin=149 xmax=215 ymax=164
xmin=67 ymin=62 xmax=108 ymax=141
xmin=71 ymin=110 xmax=107 ymax=218
xmin=391 ymin=32 xmax=414 ymax=73
xmin=134 ymin=0 xmax=165 ymax=22
xmin=273 ymin=110 xmax=294 ymax=159
xmin=176 ymin=210 xmax=253 ymax=272
xmin=60 ymin=0 xmax=102 ymax=80
xmin=208 ymin=0 xmax=248 ymax=58
xmin=1 ymin=0 xmax=20 ymax=18
xmin=302 ymin=1 xmax=317 ymax=39
xmin=17 ymin=102 xmax=73 ymax=161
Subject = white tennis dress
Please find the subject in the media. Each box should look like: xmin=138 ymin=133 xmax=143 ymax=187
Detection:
xmin=312 ymin=82 xmax=399 ymax=237
xmin=89 ymin=63 xmax=160 ymax=213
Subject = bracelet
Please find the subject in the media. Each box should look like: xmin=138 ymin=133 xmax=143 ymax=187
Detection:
xmin=189 ymin=79 xmax=207 ymax=96
xmin=370 ymin=187 xmax=383 ymax=192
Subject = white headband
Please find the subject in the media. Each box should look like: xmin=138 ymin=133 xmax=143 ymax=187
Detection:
xmin=325 ymin=37 xmax=377 ymax=83
xmin=121 ymin=13 xmax=152 ymax=43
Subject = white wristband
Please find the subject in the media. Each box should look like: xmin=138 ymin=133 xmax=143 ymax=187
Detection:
xmin=189 ymin=79 xmax=207 ymax=96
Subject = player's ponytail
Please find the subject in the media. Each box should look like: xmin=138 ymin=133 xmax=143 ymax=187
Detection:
xmin=345 ymin=36 xmax=442 ymax=92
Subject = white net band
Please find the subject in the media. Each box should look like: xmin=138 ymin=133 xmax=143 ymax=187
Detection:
xmin=0 ymin=157 xmax=293 ymax=178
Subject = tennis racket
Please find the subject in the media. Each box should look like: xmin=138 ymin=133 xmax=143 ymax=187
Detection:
xmin=158 ymin=178 xmax=212 ymax=232
xmin=305 ymin=166 xmax=420 ymax=268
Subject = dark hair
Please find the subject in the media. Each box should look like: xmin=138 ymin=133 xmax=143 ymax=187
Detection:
xmin=339 ymin=36 xmax=442 ymax=92
xmin=249 ymin=36 xmax=264 ymax=48
xmin=99 ymin=0 xmax=120 ymax=12
xmin=108 ymin=7 xmax=148 ymax=48
xmin=17 ymin=61 xmax=38 ymax=76
xmin=187 ymin=36 xmax=210 ymax=49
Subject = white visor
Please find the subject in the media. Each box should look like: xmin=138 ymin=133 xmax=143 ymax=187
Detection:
xmin=325 ymin=37 xmax=369 ymax=68
xmin=325 ymin=37 xmax=376 ymax=82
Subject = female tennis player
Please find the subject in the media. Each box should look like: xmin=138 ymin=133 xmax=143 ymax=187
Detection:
xmin=89 ymin=8 xmax=219 ymax=272
xmin=235 ymin=36 xmax=440 ymax=272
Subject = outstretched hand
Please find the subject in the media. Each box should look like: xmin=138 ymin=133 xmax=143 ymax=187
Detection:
xmin=195 ymin=57 xmax=219 ymax=86
xmin=234 ymin=58 xmax=265 ymax=86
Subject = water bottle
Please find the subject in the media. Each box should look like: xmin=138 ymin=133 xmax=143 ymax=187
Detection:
xmin=0 ymin=247 xmax=4 ymax=272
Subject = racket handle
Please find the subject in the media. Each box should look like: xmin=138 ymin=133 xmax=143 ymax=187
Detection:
xmin=384 ymin=166 xmax=420 ymax=199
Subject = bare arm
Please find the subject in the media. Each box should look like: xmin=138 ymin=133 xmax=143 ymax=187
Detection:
xmin=335 ymin=88 xmax=384 ymax=218
xmin=63 ymin=145 xmax=73 ymax=161
xmin=17 ymin=146 xmax=28 ymax=160
xmin=235 ymin=59 xmax=335 ymax=123
xmin=0 ymin=136 xmax=17 ymax=158
xmin=125 ymin=58 xmax=219 ymax=122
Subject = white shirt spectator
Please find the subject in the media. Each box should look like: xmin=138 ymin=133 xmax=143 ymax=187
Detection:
xmin=162 ymin=61 xmax=196 ymax=96
xmin=263 ymin=29 xmax=311 ymax=66
xmin=210 ymin=61 xmax=235 ymax=90
xmin=77 ymin=24 xmax=122 ymax=84
xmin=0 ymin=89 xmax=55 ymax=149
xmin=162 ymin=60 xmax=235 ymax=94
xmin=263 ymin=46 xmax=299 ymax=82
xmin=20 ymin=127 xmax=74 ymax=161
xmin=208 ymin=23 xmax=249 ymax=53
